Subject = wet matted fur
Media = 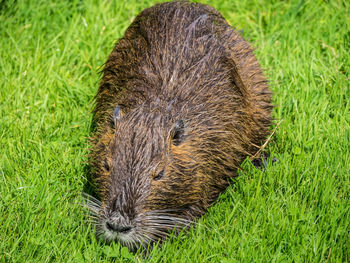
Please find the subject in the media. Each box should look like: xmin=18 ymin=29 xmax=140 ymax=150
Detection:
xmin=87 ymin=1 xmax=272 ymax=251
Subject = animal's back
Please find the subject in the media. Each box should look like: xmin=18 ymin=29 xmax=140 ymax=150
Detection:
xmin=93 ymin=2 xmax=271 ymax=134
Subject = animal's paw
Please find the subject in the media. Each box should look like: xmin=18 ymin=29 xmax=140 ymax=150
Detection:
xmin=251 ymin=153 xmax=278 ymax=169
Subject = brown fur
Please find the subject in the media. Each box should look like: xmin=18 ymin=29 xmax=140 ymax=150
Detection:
xmin=88 ymin=1 xmax=272 ymax=250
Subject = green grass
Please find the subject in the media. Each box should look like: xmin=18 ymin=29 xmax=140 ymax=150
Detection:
xmin=1 ymin=0 xmax=349 ymax=262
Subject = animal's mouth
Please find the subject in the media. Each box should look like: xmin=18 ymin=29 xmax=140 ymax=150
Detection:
xmin=102 ymin=217 xmax=134 ymax=238
xmin=99 ymin=212 xmax=193 ymax=251
xmin=102 ymin=220 xmax=140 ymax=248
xmin=83 ymin=193 xmax=195 ymax=251
xmin=105 ymin=221 xmax=133 ymax=234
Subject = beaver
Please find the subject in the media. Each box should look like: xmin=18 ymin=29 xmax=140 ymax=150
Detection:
xmin=87 ymin=1 xmax=272 ymax=251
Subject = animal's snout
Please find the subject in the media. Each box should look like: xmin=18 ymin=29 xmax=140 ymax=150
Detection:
xmin=106 ymin=221 xmax=132 ymax=234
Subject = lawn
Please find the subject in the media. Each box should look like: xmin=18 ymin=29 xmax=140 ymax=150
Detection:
xmin=0 ymin=0 xmax=349 ymax=262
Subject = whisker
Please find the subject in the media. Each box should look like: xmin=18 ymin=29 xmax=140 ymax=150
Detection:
xmin=82 ymin=192 xmax=102 ymax=204
xmin=146 ymin=216 xmax=194 ymax=224
xmin=144 ymin=221 xmax=190 ymax=228
xmin=142 ymin=228 xmax=170 ymax=238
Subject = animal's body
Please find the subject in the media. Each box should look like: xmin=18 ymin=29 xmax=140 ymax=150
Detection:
xmin=88 ymin=1 xmax=272 ymax=251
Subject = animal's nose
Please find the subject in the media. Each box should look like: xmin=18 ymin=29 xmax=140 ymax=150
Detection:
xmin=106 ymin=221 xmax=132 ymax=234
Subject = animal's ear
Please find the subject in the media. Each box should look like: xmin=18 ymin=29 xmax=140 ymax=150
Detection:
xmin=112 ymin=105 xmax=123 ymax=126
xmin=171 ymin=119 xmax=185 ymax=146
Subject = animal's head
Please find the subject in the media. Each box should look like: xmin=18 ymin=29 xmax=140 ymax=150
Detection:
xmin=87 ymin=104 xmax=229 ymax=251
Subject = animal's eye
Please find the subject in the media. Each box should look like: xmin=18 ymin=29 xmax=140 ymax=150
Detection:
xmin=104 ymin=159 xmax=110 ymax=172
xmin=171 ymin=119 xmax=185 ymax=146
xmin=153 ymin=170 xmax=164 ymax=181
xmin=110 ymin=105 xmax=123 ymax=128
